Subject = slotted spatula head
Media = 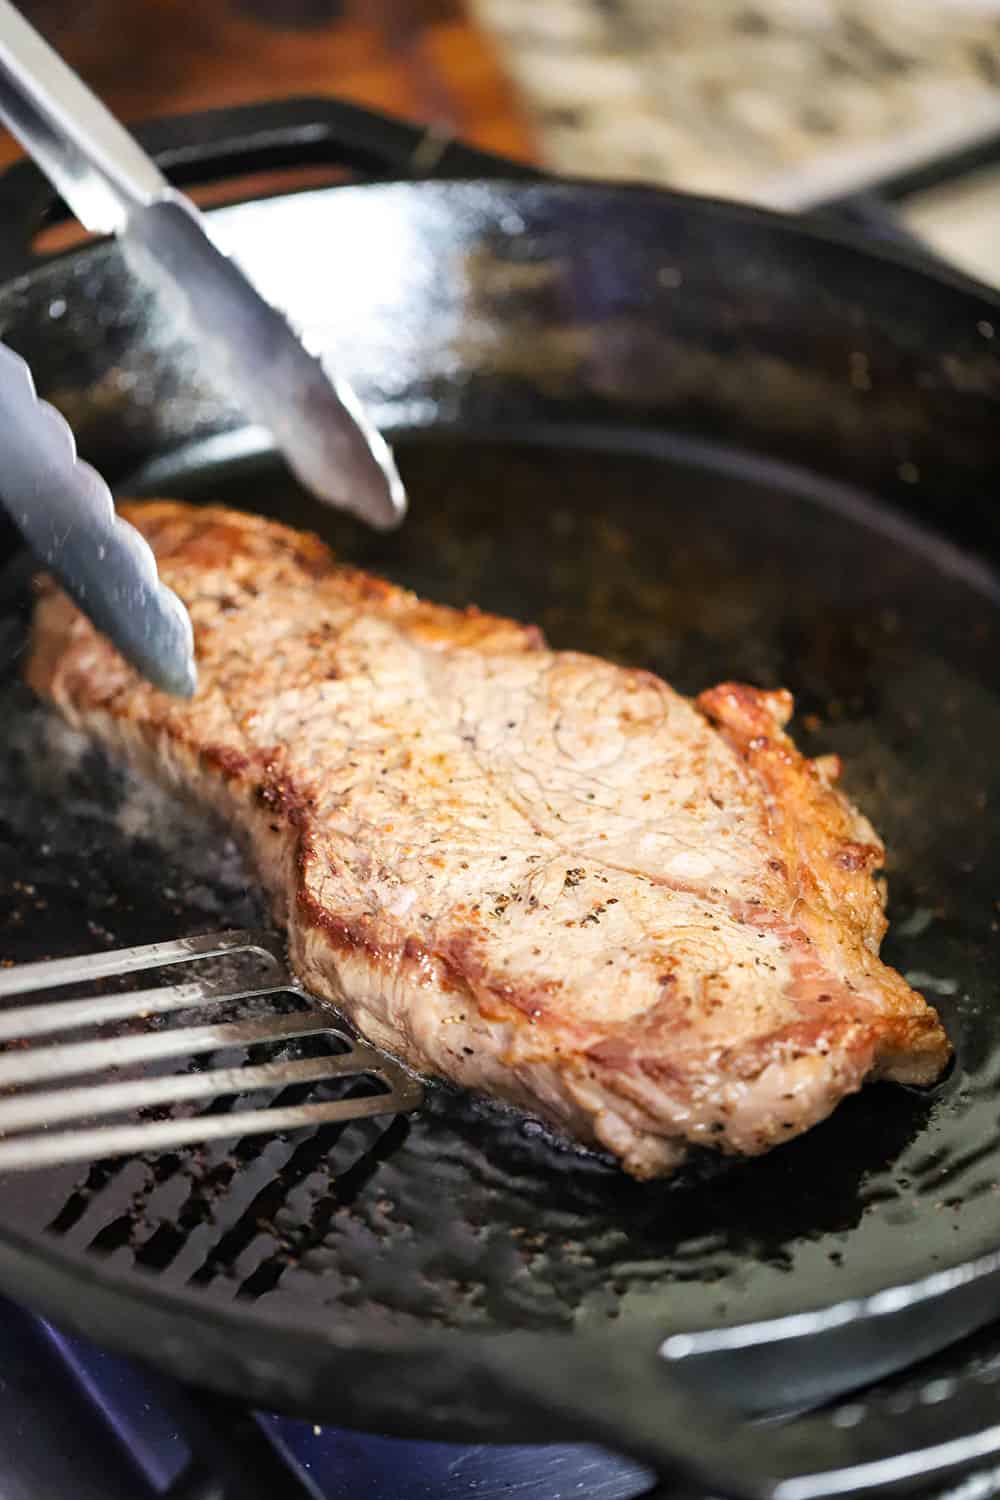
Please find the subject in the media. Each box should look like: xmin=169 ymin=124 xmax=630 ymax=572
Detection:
xmin=0 ymin=929 xmax=422 ymax=1173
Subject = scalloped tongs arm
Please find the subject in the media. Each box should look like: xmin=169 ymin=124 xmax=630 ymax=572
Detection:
xmin=0 ymin=339 xmax=197 ymax=696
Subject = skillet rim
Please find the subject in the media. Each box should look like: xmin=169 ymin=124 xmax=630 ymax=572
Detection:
xmin=3 ymin=166 xmax=1000 ymax=308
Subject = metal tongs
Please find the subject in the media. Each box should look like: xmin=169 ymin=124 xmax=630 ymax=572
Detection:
xmin=0 ymin=0 xmax=406 ymax=697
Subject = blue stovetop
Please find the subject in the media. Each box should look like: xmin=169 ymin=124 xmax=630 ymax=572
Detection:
xmin=0 ymin=1294 xmax=657 ymax=1499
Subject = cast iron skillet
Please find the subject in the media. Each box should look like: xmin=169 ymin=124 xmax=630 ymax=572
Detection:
xmin=1 ymin=98 xmax=1000 ymax=1493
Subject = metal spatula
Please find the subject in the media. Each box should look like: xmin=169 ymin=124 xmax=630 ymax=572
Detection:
xmin=0 ymin=929 xmax=422 ymax=1173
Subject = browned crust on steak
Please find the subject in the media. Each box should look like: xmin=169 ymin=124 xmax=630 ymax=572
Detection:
xmin=696 ymin=682 xmax=948 ymax=1084
xmin=24 ymin=501 xmax=951 ymax=1178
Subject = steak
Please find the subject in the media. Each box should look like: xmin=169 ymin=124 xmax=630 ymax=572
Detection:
xmin=25 ymin=501 xmax=951 ymax=1178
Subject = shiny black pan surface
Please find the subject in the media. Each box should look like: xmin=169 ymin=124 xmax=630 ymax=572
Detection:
xmin=0 ymin=101 xmax=999 ymax=1476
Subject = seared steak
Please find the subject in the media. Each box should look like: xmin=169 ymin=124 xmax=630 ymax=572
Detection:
xmin=25 ymin=501 xmax=950 ymax=1178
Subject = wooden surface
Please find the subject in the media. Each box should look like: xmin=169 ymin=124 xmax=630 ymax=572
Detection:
xmin=0 ymin=0 xmax=537 ymax=173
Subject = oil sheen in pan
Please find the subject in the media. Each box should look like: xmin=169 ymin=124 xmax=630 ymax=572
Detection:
xmin=0 ymin=428 xmax=997 ymax=1349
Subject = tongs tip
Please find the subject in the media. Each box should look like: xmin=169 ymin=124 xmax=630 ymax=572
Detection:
xmin=305 ymin=372 xmax=408 ymax=533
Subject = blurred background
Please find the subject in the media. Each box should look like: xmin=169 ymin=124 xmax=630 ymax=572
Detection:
xmin=0 ymin=9 xmax=998 ymax=1500
xmin=5 ymin=0 xmax=1000 ymax=279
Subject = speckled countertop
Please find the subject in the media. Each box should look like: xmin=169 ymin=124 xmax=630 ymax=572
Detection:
xmin=471 ymin=0 xmax=1000 ymax=283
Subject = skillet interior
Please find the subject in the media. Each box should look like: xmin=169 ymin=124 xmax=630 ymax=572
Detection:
xmin=2 ymin=432 xmax=999 ymax=1380
xmin=0 ymin=179 xmax=999 ymax=1436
